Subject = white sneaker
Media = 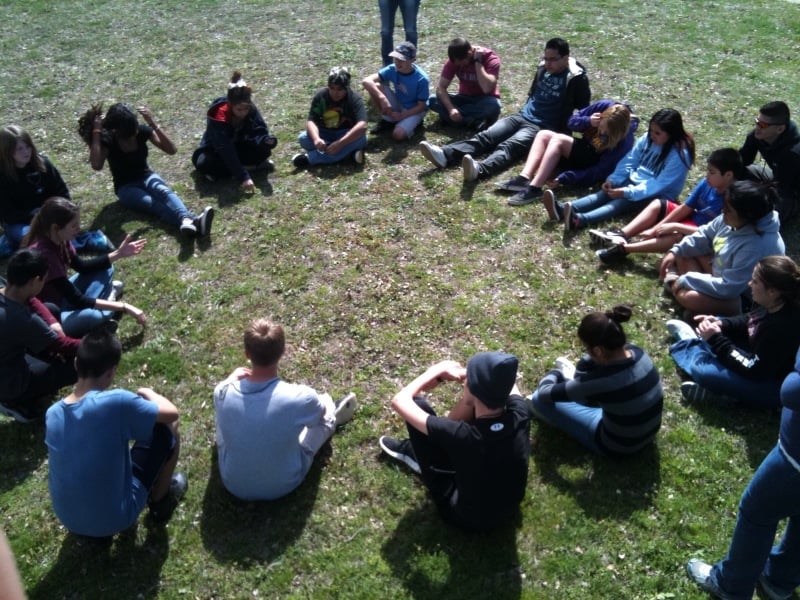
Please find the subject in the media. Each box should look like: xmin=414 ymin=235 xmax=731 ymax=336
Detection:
xmin=334 ymin=393 xmax=358 ymax=426
xmin=461 ymin=154 xmax=480 ymax=181
xmin=107 ymin=280 xmax=124 ymax=302
xmin=554 ymin=356 xmax=576 ymax=380
xmin=353 ymin=149 xmax=365 ymax=165
xmin=666 ymin=319 xmax=697 ymax=341
xmin=419 ymin=141 xmax=446 ymax=168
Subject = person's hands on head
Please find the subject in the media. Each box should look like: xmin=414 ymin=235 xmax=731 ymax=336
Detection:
xmin=230 ymin=367 xmax=252 ymax=380
xmin=137 ymin=106 xmax=155 ymax=126
xmin=589 ymin=112 xmax=603 ymax=127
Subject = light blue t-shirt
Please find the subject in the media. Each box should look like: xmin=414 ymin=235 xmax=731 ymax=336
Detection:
xmin=214 ymin=377 xmax=325 ymax=500
xmin=378 ymin=63 xmax=430 ymax=110
xmin=45 ymin=389 xmax=158 ymax=537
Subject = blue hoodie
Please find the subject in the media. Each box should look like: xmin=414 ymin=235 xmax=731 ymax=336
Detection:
xmin=671 ymin=211 xmax=785 ymax=299
xmin=607 ymin=132 xmax=692 ymax=201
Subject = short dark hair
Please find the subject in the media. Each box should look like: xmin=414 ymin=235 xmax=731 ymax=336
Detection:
xmin=760 ymin=101 xmax=790 ymax=125
xmin=6 ymin=248 xmax=48 ymax=286
xmin=447 ymin=38 xmax=471 ymax=62
xmin=76 ymin=329 xmax=122 ymax=379
xmin=545 ymin=37 xmax=570 ymax=57
xmin=244 ymin=318 xmax=286 ymax=367
xmin=707 ymin=147 xmax=744 ymax=179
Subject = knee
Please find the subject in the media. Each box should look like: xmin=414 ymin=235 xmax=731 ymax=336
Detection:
xmin=392 ymin=127 xmax=408 ymax=141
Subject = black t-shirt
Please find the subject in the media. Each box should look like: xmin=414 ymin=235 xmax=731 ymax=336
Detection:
xmin=426 ymin=395 xmax=531 ymax=530
xmin=105 ymin=125 xmax=153 ymax=191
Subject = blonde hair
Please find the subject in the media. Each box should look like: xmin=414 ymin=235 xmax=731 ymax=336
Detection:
xmin=598 ymin=104 xmax=633 ymax=152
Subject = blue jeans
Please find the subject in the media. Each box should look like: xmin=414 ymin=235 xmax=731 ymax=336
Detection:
xmin=61 ymin=267 xmax=116 ymax=337
xmin=378 ymin=0 xmax=420 ymax=66
xmin=669 ymin=338 xmax=781 ymax=408
xmin=427 ymin=94 xmax=501 ymax=126
xmin=298 ymin=128 xmax=367 ymax=165
xmin=568 ymin=189 xmax=648 ymax=226
xmin=529 ymin=391 xmax=604 ymax=455
xmin=442 ymin=113 xmax=540 ymax=176
xmin=116 ymin=173 xmax=193 ymax=227
xmin=710 ymin=445 xmax=800 ymax=599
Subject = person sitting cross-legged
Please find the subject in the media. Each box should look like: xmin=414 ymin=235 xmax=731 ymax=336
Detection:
xmin=213 ymin=318 xmax=357 ymax=501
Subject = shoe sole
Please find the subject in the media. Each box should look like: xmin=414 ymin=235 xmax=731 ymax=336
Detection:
xmin=542 ymin=190 xmax=560 ymax=221
xmin=419 ymin=143 xmax=445 ymax=168
xmin=199 ymin=207 xmax=215 ymax=237
xmin=495 ymin=180 xmax=529 ymax=193
xmin=335 ymin=393 xmax=358 ymax=426
xmin=0 ymin=404 xmax=38 ymax=424
xmin=507 ymin=194 xmax=537 ymax=206
xmin=378 ymin=436 xmax=421 ymax=474
xmin=563 ymin=202 xmax=573 ymax=233
xmin=589 ymin=229 xmax=624 ymax=249
xmin=462 ymin=155 xmax=478 ymax=182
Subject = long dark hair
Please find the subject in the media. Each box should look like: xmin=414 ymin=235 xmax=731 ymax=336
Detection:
xmin=647 ymin=108 xmax=695 ymax=170
xmin=726 ymin=179 xmax=777 ymax=234
xmin=578 ymin=305 xmax=632 ymax=350
xmin=0 ymin=125 xmax=45 ymax=179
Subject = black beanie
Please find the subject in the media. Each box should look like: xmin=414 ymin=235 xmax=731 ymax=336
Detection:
xmin=466 ymin=351 xmax=518 ymax=409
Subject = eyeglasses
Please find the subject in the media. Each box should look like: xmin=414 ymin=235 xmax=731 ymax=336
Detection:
xmin=755 ymin=118 xmax=783 ymax=129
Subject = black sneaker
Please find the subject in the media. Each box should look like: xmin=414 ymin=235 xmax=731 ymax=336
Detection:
xmin=292 ymin=153 xmax=310 ymax=168
xmin=596 ymin=243 xmax=627 ymax=264
xmin=370 ymin=119 xmax=394 ymax=134
xmin=379 ymin=436 xmax=421 ymax=474
xmin=507 ymin=186 xmax=543 ymax=206
xmin=542 ymin=189 xmax=562 ymax=221
xmin=195 ymin=207 xmax=215 ymax=237
xmin=149 ymin=472 xmax=188 ymax=523
xmin=495 ymin=175 xmax=530 ymax=192
xmin=0 ymin=400 xmax=41 ymax=424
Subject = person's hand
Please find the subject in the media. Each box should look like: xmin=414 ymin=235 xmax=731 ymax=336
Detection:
xmin=241 ymin=178 xmax=255 ymax=193
xmin=640 ymin=226 xmax=657 ymax=239
xmin=601 ymin=180 xmax=614 ymax=193
xmin=137 ymin=387 xmax=158 ymax=400
xmin=92 ymin=113 xmax=104 ymax=128
xmin=326 ymin=139 xmax=343 ymax=155
xmin=696 ymin=317 xmax=722 ymax=340
xmin=472 ymin=47 xmax=484 ymax=62
xmin=449 ymin=107 xmax=463 ymax=123
xmin=379 ymin=98 xmax=393 ymax=116
xmin=50 ymin=322 xmax=64 ymax=336
xmin=124 ymin=303 xmax=147 ymax=325
xmin=314 ymin=138 xmax=327 ymax=152
xmin=545 ymin=178 xmax=561 ymax=189
xmin=111 ymin=234 xmax=146 ymax=260
xmin=607 ymin=187 xmax=625 ymax=199
xmin=589 ymin=112 xmax=603 ymax=127
xmin=229 ymin=367 xmax=252 ymax=380
xmin=137 ymin=106 xmax=156 ymax=127
xmin=659 ymin=251 xmax=676 ymax=280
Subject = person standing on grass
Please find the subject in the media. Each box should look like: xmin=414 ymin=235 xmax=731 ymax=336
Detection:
xmin=292 ymin=67 xmax=368 ymax=168
xmin=379 ymin=351 xmax=530 ymax=531
xmin=0 ymin=249 xmax=79 ymax=424
xmin=529 ymin=306 xmax=663 ymax=457
xmin=666 ymin=255 xmax=800 ymax=407
xmin=426 ymin=37 xmax=502 ymax=130
xmin=23 ymin=197 xmax=147 ymax=338
xmin=378 ymin=0 xmax=420 ymax=67
xmin=544 ymin=108 xmax=695 ymax=232
xmin=363 ymin=41 xmax=429 ymax=141
xmin=594 ymin=148 xmax=743 ymax=264
xmin=687 ymin=346 xmax=800 ymax=600
xmin=46 ymin=329 xmax=187 ymax=538
xmin=79 ymin=103 xmax=214 ymax=236
xmin=192 ymin=71 xmax=278 ymax=193
xmin=739 ymin=100 xmax=800 ymax=226
xmin=500 ymin=100 xmax=636 ymax=206
xmin=660 ymin=180 xmax=784 ymax=317
xmin=418 ymin=37 xmax=590 ymax=183
xmin=213 ymin=318 xmax=358 ymax=501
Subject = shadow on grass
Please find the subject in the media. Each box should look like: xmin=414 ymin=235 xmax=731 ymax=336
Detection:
xmin=29 ymin=522 xmax=169 ymax=600
xmin=190 ymin=170 xmax=274 ymax=208
xmin=199 ymin=444 xmax=323 ymax=565
xmin=86 ymin=203 xmax=204 ymax=263
xmin=381 ymin=502 xmax=523 ymax=600
xmin=0 ymin=420 xmax=46 ymax=495
xmin=531 ymin=425 xmax=662 ymax=520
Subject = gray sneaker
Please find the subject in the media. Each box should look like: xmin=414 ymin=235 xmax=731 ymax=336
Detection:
xmin=107 ymin=280 xmax=125 ymax=302
xmin=461 ymin=154 xmax=480 ymax=182
xmin=419 ymin=141 xmax=446 ymax=168
xmin=334 ymin=393 xmax=358 ymax=426
xmin=507 ymin=186 xmax=543 ymax=206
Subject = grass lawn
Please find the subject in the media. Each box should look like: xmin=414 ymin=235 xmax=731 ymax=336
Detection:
xmin=2 ymin=0 xmax=800 ymax=598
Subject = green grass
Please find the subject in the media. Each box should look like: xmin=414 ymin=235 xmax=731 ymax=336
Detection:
xmin=1 ymin=0 xmax=800 ymax=598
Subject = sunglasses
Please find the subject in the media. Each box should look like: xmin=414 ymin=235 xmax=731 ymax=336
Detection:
xmin=755 ymin=118 xmax=783 ymax=129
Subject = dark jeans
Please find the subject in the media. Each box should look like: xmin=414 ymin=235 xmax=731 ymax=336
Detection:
xmin=4 ymin=354 xmax=77 ymax=408
xmin=131 ymin=423 xmax=177 ymax=491
xmin=442 ymin=113 xmax=540 ymax=176
xmin=193 ymin=143 xmax=272 ymax=179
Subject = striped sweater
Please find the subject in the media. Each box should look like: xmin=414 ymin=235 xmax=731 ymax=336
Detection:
xmin=536 ymin=344 xmax=663 ymax=456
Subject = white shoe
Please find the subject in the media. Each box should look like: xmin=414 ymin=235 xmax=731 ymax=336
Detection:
xmin=554 ymin=356 xmax=576 ymax=380
xmin=666 ymin=319 xmax=697 ymax=341
xmin=334 ymin=393 xmax=358 ymax=426
xmin=461 ymin=154 xmax=480 ymax=181
xmin=107 ymin=280 xmax=125 ymax=302
xmin=419 ymin=141 xmax=446 ymax=168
